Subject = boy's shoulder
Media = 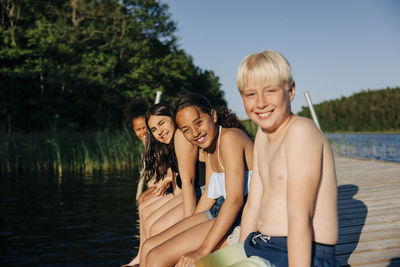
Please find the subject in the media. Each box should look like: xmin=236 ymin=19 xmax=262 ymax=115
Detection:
xmin=290 ymin=115 xmax=317 ymax=130
xmin=286 ymin=115 xmax=324 ymax=142
xmin=254 ymin=116 xmax=318 ymax=139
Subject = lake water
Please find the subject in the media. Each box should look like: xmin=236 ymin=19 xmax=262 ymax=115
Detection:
xmin=1 ymin=134 xmax=399 ymax=266
xmin=326 ymin=133 xmax=400 ymax=163
xmin=0 ymin=171 xmax=140 ymax=266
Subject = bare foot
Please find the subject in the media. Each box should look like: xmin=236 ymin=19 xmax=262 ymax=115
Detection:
xmin=121 ymin=255 xmax=139 ymax=267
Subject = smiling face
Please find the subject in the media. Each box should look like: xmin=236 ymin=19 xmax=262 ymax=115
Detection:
xmin=132 ymin=116 xmax=147 ymax=144
xmin=241 ymin=76 xmax=295 ymax=133
xmin=175 ymin=106 xmax=218 ymax=150
xmin=147 ymin=115 xmax=175 ymax=144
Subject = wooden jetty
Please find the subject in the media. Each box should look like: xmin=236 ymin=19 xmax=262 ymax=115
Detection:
xmin=335 ymin=157 xmax=400 ymax=266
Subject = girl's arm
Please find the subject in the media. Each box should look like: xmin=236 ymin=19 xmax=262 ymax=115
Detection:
xmin=154 ymin=168 xmax=173 ymax=196
xmin=174 ymin=130 xmax=199 ymax=217
xmin=197 ymin=130 xmax=249 ymax=255
xmin=194 ymin=157 xmax=216 ymax=213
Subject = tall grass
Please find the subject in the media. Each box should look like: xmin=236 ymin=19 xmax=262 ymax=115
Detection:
xmin=0 ymin=126 xmax=143 ymax=174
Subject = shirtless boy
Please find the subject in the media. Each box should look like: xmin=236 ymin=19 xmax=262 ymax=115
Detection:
xmin=194 ymin=50 xmax=340 ymax=267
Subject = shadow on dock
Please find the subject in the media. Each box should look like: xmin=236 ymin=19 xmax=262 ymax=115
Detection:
xmin=387 ymin=257 xmax=400 ymax=267
xmin=335 ymin=184 xmax=368 ymax=266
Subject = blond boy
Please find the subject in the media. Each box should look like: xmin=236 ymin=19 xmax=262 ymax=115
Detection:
xmin=194 ymin=50 xmax=340 ymax=267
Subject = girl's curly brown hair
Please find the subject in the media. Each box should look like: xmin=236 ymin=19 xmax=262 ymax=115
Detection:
xmin=175 ymin=93 xmax=251 ymax=138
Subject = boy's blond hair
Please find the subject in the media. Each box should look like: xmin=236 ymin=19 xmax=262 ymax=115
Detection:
xmin=236 ymin=50 xmax=293 ymax=92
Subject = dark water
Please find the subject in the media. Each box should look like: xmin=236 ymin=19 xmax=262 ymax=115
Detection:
xmin=0 ymin=171 xmax=140 ymax=266
xmin=326 ymin=133 xmax=400 ymax=163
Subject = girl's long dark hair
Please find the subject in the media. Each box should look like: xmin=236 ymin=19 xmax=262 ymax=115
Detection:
xmin=175 ymin=93 xmax=250 ymax=136
xmin=142 ymin=103 xmax=176 ymax=183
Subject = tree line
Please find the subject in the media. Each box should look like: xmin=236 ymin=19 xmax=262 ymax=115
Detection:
xmin=297 ymin=87 xmax=400 ymax=132
xmin=0 ymin=0 xmax=226 ymax=133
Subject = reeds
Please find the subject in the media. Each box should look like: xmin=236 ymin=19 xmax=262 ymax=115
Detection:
xmin=0 ymin=126 xmax=143 ymax=174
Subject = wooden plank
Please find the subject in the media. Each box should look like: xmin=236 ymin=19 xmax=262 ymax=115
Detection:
xmin=338 ymin=221 xmax=400 ymax=235
xmin=336 ymin=247 xmax=400 ymax=266
xmin=338 ymin=229 xmax=400 ymax=244
xmin=338 ymin=208 xmax=400 ymax=221
xmin=338 ymin=192 xmax=400 ymax=203
xmin=339 ymin=186 xmax=400 ymax=198
xmin=334 ymin=157 xmax=400 ymax=266
xmin=338 ymin=202 xmax=400 ymax=216
xmin=338 ymin=213 xmax=400 ymax=228
xmin=336 ymin=236 xmax=400 ymax=255
xmin=353 ymin=259 xmax=400 ymax=267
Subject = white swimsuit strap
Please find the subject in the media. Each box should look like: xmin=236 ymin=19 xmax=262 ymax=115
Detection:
xmin=217 ymin=126 xmax=224 ymax=171
xmin=207 ymin=125 xmax=224 ymax=172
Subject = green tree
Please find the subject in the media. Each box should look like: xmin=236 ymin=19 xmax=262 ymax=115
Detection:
xmin=0 ymin=0 xmax=227 ymax=132
xmin=297 ymin=87 xmax=400 ymax=132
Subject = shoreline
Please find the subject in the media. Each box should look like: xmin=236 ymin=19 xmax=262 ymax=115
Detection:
xmin=334 ymin=155 xmax=400 ymax=165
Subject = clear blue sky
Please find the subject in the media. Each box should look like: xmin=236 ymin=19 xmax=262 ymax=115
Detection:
xmin=163 ymin=0 xmax=400 ymax=119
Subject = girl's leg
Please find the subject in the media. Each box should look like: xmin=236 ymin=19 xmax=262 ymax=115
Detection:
xmin=121 ymin=194 xmax=174 ymax=266
xmin=140 ymin=194 xmax=174 ymax=246
xmin=149 ymin=202 xmax=184 ymax=237
xmin=139 ymin=193 xmax=172 ymax=217
xmin=140 ymin=212 xmax=210 ymax=266
xmin=145 ymin=220 xmax=215 ymax=267
xmin=137 ymin=187 xmax=156 ymax=205
xmin=144 ymin=195 xmax=183 ymax=238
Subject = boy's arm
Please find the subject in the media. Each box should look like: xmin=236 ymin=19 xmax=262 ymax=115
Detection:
xmin=174 ymin=130 xmax=199 ymax=217
xmin=286 ymin=120 xmax=324 ymax=267
xmin=239 ymin=128 xmax=262 ymax=241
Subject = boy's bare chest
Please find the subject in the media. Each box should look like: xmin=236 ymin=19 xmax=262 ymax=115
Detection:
xmin=257 ymin=138 xmax=288 ymax=185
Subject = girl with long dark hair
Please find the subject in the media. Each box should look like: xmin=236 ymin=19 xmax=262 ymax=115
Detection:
xmin=139 ymin=94 xmax=253 ymax=267
xmin=123 ymin=103 xmax=206 ymax=266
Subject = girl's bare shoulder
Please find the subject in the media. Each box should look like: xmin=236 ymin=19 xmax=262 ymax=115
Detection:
xmin=174 ymin=128 xmax=185 ymax=140
xmin=174 ymin=129 xmax=195 ymax=148
xmin=221 ymin=127 xmax=253 ymax=144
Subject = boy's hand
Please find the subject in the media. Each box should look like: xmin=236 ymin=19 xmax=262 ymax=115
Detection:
xmin=175 ymin=249 xmax=206 ymax=267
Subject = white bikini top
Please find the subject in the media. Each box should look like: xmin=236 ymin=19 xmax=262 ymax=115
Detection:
xmin=207 ymin=126 xmax=252 ymax=199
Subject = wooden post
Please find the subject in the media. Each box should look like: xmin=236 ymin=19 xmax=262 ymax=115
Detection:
xmin=155 ymin=91 xmax=162 ymax=104
xmin=304 ymin=91 xmax=322 ymax=131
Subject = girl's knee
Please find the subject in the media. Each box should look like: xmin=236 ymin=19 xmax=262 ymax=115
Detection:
xmin=138 ymin=200 xmax=147 ymax=213
xmin=149 ymin=218 xmax=165 ymax=237
xmin=137 ymin=193 xmax=145 ymax=205
xmin=143 ymin=215 xmax=156 ymax=237
xmin=141 ymin=204 xmax=154 ymax=220
xmin=140 ymin=238 xmax=154 ymax=259
xmin=146 ymin=248 xmax=163 ymax=267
